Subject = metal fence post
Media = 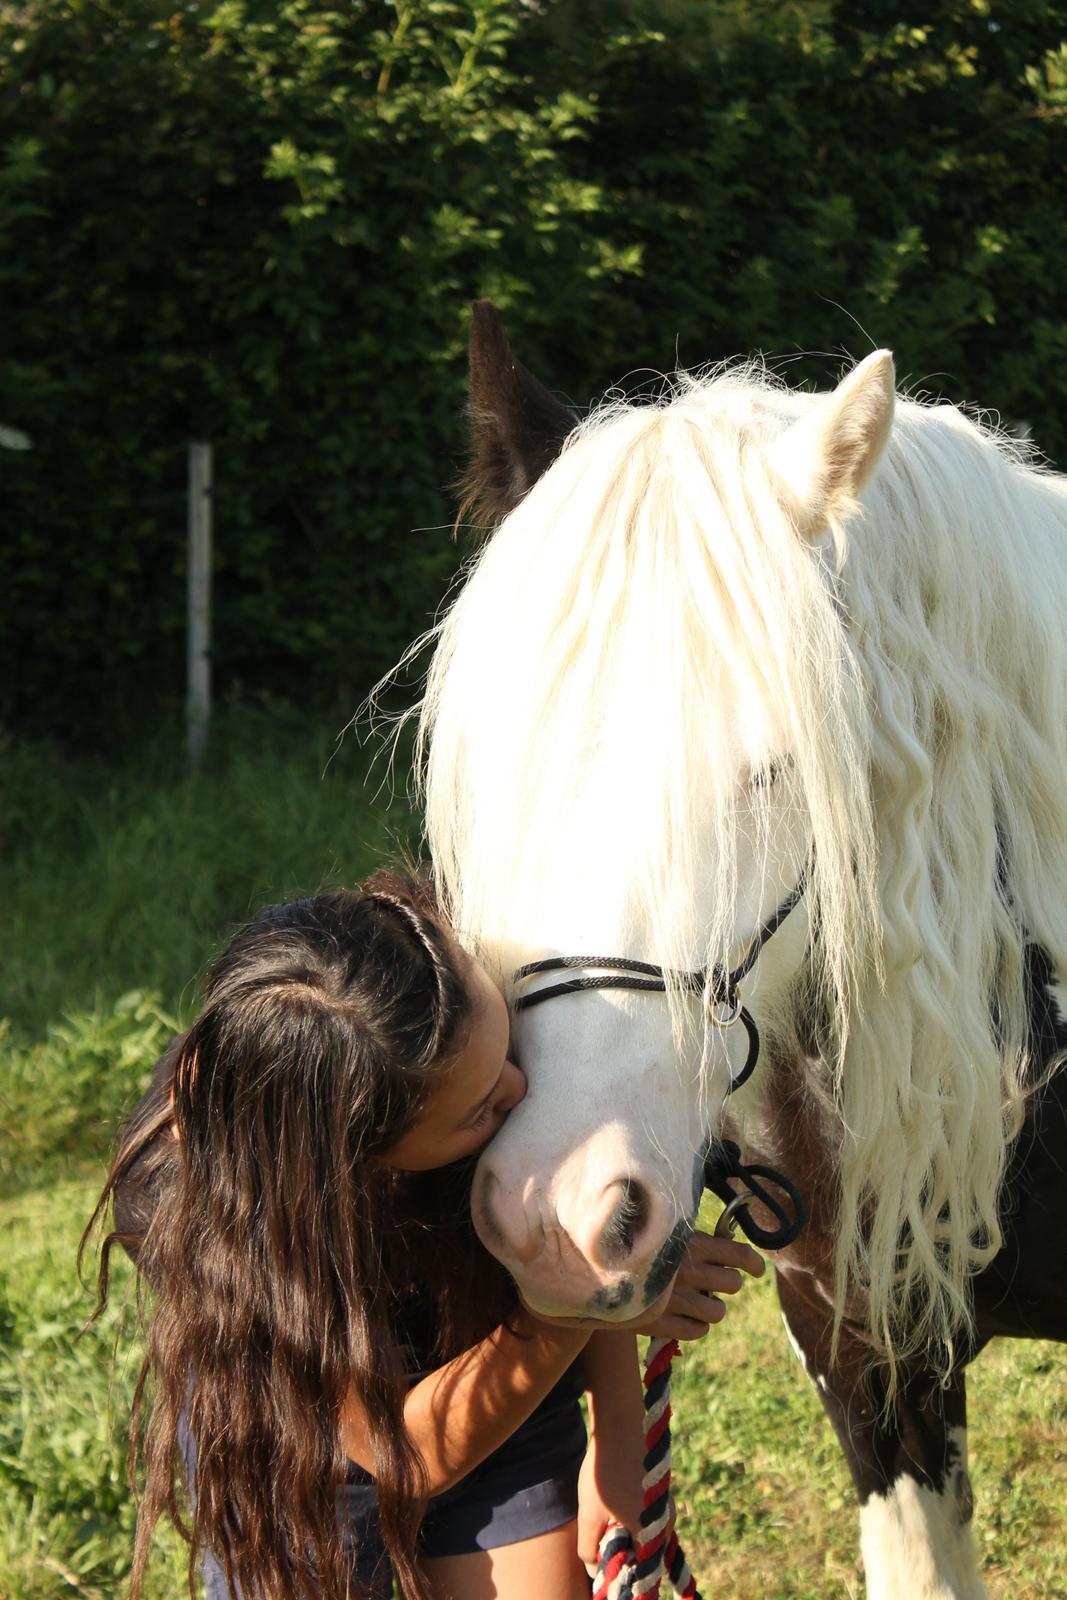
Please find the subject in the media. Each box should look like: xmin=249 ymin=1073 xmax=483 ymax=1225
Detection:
xmin=187 ymin=442 xmax=213 ymax=766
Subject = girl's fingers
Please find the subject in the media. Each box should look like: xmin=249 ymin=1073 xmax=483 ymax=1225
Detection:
xmin=683 ymin=1264 xmax=743 ymax=1295
xmin=629 ymin=1234 xmax=765 ymax=1339
xmin=684 ymin=1231 xmax=765 ymax=1278
xmin=669 ymin=1285 xmax=726 ymax=1322
xmin=653 ymin=1305 xmax=721 ymax=1341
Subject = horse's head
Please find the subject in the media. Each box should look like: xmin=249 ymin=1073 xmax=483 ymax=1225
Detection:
xmin=421 ymin=303 xmax=894 ymax=1321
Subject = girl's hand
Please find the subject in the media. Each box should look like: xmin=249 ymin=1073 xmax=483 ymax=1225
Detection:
xmin=632 ymin=1231 xmax=765 ymax=1340
xmin=576 ymin=1429 xmax=643 ymax=1573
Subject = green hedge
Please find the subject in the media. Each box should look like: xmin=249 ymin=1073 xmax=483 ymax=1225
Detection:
xmin=3 ymin=0 xmax=1065 ymax=736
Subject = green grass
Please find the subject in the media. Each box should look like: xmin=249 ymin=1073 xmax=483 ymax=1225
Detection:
xmin=4 ymin=1182 xmax=1066 ymax=1600
xmin=0 ymin=1179 xmax=187 ymax=1599
xmin=0 ymin=706 xmax=417 ymax=1044
xmin=670 ymin=1200 xmax=1067 ymax=1600
xmin=0 ymin=712 xmax=419 ymax=1594
xmin=0 ymin=708 xmax=417 ymax=1195
xmin=2 ymin=717 xmax=1065 ymax=1597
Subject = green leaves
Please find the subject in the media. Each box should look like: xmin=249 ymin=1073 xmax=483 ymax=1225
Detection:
xmin=2 ymin=0 xmax=1066 ymax=737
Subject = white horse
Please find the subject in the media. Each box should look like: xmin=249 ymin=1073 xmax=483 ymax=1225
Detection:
xmin=414 ymin=302 xmax=1067 ymax=1596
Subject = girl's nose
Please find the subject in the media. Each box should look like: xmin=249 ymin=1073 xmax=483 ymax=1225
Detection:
xmin=499 ymin=1059 xmax=527 ymax=1113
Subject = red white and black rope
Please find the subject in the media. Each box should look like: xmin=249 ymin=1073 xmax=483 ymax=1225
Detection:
xmin=590 ymin=1338 xmax=701 ymax=1600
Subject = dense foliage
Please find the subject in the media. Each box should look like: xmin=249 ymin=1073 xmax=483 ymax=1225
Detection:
xmin=2 ymin=0 xmax=1065 ymax=736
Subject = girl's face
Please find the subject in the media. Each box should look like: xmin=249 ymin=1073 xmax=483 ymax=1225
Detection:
xmin=383 ymin=962 xmax=527 ymax=1171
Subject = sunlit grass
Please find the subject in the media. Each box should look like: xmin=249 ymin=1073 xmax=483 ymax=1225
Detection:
xmin=2 ymin=721 xmax=1064 ymax=1597
xmin=1 ymin=1178 xmax=186 ymax=1599
xmin=664 ymin=1199 xmax=1067 ymax=1600
xmin=0 ymin=712 xmax=418 ymax=1593
xmin=0 ymin=706 xmax=416 ymax=1045
xmin=4 ymin=1183 xmax=1066 ymax=1600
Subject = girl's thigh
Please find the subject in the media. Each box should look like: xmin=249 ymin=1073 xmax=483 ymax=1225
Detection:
xmin=421 ymin=1520 xmax=590 ymax=1600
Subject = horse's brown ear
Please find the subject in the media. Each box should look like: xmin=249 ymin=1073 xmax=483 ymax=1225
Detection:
xmin=459 ymin=299 xmax=577 ymax=533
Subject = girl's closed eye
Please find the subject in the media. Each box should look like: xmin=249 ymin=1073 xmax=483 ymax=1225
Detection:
xmin=464 ymin=1057 xmax=527 ymax=1139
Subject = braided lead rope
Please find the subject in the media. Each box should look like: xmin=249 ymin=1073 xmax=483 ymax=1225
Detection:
xmin=591 ymin=1338 xmax=701 ymax=1600
xmin=590 ymin=1198 xmax=762 ymax=1600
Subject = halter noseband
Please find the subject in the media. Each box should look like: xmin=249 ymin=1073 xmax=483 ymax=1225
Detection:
xmin=510 ymin=867 xmax=810 ymax=1248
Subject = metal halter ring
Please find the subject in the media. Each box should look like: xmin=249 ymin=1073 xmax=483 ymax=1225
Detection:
xmin=713 ymin=1190 xmax=759 ymax=1239
xmin=706 ymin=986 xmax=743 ymax=1028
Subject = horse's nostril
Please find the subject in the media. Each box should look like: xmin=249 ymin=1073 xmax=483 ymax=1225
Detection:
xmin=600 ymin=1178 xmax=652 ymax=1265
xmin=473 ymin=1167 xmax=545 ymax=1264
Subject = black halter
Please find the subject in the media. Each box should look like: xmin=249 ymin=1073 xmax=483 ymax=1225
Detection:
xmin=510 ymin=869 xmax=809 ymax=1248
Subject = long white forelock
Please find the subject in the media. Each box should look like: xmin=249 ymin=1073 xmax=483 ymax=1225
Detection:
xmin=417 ymin=363 xmax=1067 ymax=1375
xmin=421 ymin=373 xmax=876 ymax=1000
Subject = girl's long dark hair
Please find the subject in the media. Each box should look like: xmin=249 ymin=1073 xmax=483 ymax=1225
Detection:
xmin=83 ymin=872 xmax=516 ymax=1600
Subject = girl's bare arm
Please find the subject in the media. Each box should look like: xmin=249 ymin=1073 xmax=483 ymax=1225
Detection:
xmin=339 ymin=1311 xmax=589 ymax=1493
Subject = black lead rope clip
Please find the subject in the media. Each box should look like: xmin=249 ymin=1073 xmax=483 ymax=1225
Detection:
xmin=703 ymin=1138 xmax=807 ymax=1250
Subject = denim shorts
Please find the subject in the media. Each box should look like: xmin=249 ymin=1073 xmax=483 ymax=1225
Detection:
xmin=196 ymin=1364 xmax=586 ymax=1598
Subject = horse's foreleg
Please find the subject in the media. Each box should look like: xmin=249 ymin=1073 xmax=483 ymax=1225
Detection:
xmin=775 ymin=1262 xmax=983 ymax=1600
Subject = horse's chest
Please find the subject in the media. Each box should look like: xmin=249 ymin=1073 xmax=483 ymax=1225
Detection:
xmin=973 ymin=943 xmax=1067 ymax=1338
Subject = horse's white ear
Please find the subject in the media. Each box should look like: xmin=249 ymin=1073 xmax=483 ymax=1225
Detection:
xmin=769 ymin=350 xmax=896 ymax=540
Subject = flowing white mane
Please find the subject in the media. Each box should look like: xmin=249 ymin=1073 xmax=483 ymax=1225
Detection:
xmin=417 ymin=364 xmax=1067 ymax=1362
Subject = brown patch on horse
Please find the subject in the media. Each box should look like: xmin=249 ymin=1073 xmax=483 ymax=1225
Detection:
xmin=725 ymin=976 xmax=871 ymax=1316
xmin=457 ymin=299 xmax=577 ymax=537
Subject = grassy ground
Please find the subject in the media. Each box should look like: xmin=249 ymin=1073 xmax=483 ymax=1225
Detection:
xmin=5 ymin=1181 xmax=1066 ymax=1599
xmin=2 ymin=718 xmax=1065 ymax=1597
xmin=671 ymin=1202 xmax=1067 ymax=1600
xmin=1 ymin=711 xmax=416 ymax=1594
xmin=1 ymin=1179 xmax=188 ymax=1599
xmin=0 ymin=707 xmax=417 ymax=1199
xmin=0 ymin=707 xmax=415 ymax=1047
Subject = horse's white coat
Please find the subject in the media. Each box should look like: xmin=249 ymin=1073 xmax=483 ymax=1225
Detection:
xmin=779 ymin=1308 xmax=828 ymax=1391
xmin=417 ymin=353 xmax=1067 ymax=1359
xmin=1050 ymin=979 xmax=1067 ymax=1028
xmin=859 ymin=1430 xmax=983 ymax=1600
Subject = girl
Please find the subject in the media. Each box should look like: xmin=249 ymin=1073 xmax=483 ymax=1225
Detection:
xmin=86 ymin=872 xmax=761 ymax=1600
